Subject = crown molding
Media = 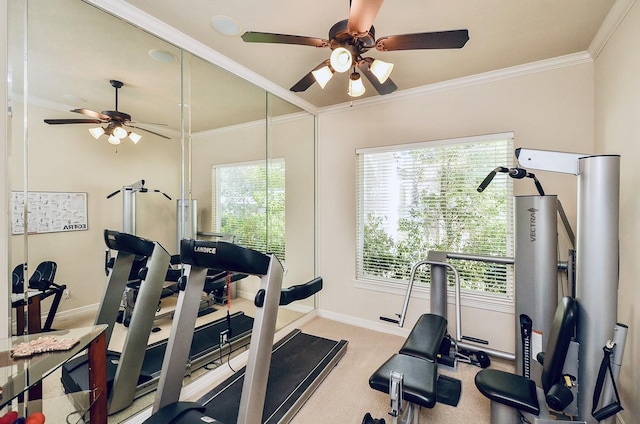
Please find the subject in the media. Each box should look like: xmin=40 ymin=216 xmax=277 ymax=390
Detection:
xmin=588 ymin=0 xmax=637 ymax=59
xmin=192 ymin=111 xmax=311 ymax=139
xmin=319 ymin=51 xmax=594 ymax=115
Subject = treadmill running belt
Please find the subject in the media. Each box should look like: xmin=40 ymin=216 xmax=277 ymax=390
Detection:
xmin=61 ymin=312 xmax=254 ymax=396
xmin=140 ymin=311 xmax=254 ymax=376
xmin=193 ymin=330 xmax=348 ymax=424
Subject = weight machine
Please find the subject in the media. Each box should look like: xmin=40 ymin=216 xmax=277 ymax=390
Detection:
xmin=474 ymin=149 xmax=628 ymax=423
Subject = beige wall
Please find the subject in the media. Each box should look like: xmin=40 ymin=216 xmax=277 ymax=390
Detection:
xmin=594 ymin=1 xmax=640 ymax=421
xmin=8 ymin=102 xmax=181 ymax=313
xmin=316 ymin=62 xmax=595 ymax=354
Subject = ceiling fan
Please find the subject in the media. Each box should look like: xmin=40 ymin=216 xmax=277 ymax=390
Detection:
xmin=44 ymin=79 xmax=170 ymax=144
xmin=241 ymin=0 xmax=469 ymax=98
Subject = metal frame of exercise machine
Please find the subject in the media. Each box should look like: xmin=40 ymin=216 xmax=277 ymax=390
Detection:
xmin=514 ymin=149 xmax=627 ymax=423
xmin=62 ymin=229 xmax=172 ymax=414
xmin=384 ymin=148 xmax=628 ymax=423
xmin=152 ymin=239 xmax=281 ymax=422
xmin=62 ymin=230 xmax=256 ymax=415
xmin=106 ymin=179 xmax=172 ymax=236
xmin=146 ymin=239 xmax=345 ymax=424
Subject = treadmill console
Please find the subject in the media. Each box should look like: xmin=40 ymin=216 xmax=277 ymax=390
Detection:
xmin=180 ymin=239 xmax=270 ymax=276
xmin=104 ymin=229 xmax=156 ymax=257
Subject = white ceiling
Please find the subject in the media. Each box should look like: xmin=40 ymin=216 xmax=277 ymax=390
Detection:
xmin=120 ymin=0 xmax=618 ymax=108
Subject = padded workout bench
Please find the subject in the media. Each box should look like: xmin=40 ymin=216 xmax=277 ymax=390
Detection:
xmin=366 ymin=314 xmax=461 ymax=424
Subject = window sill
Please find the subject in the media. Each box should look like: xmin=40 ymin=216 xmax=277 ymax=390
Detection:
xmin=353 ymin=277 xmax=515 ymax=315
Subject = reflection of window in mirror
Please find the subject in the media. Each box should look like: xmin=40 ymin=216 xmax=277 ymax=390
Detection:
xmin=212 ymin=159 xmax=286 ymax=261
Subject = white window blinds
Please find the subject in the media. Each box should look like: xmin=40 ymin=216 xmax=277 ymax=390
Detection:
xmin=212 ymin=159 xmax=286 ymax=260
xmin=356 ymin=134 xmax=514 ymax=298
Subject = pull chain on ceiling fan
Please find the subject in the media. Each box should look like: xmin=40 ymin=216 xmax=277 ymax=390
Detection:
xmin=241 ymin=0 xmax=469 ymax=98
xmin=44 ymin=79 xmax=170 ymax=144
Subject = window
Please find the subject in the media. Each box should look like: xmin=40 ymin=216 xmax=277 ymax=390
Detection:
xmin=356 ymin=134 xmax=514 ymax=298
xmin=212 ymin=159 xmax=286 ymax=260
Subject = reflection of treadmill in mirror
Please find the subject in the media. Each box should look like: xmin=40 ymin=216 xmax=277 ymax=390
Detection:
xmin=145 ymin=239 xmax=347 ymax=424
xmin=60 ymin=230 xmax=255 ymax=415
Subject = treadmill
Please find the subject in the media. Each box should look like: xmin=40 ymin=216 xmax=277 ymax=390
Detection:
xmin=144 ymin=239 xmax=348 ymax=424
xmin=61 ymin=230 xmax=255 ymax=415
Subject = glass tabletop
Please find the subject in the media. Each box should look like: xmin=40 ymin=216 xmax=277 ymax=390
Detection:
xmin=0 ymin=325 xmax=107 ymax=408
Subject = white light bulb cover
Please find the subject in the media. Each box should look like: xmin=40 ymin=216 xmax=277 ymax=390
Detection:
xmin=89 ymin=127 xmax=105 ymax=139
xmin=113 ymin=125 xmax=128 ymax=139
xmin=129 ymin=132 xmax=142 ymax=144
xmin=108 ymin=135 xmax=121 ymax=145
xmin=348 ymin=73 xmax=366 ymax=97
xmin=311 ymin=66 xmax=334 ymax=89
xmin=330 ymin=47 xmax=353 ymax=73
xmin=370 ymin=59 xmax=394 ymax=83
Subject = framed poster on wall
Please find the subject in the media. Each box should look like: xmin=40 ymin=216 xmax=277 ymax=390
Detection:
xmin=11 ymin=191 xmax=88 ymax=235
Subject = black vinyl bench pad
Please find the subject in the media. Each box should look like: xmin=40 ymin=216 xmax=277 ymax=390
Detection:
xmin=370 ymin=353 xmax=439 ymax=409
xmin=368 ymin=314 xmax=449 ymax=410
xmin=474 ymin=368 xmax=540 ymax=415
xmin=400 ymin=314 xmax=447 ymax=362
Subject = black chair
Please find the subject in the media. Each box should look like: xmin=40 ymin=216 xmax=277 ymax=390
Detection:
xmin=12 ymin=263 xmax=25 ymax=293
xmin=12 ymin=261 xmax=67 ymax=332
xmin=28 ymin=260 xmax=58 ymax=290
xmin=475 ymin=296 xmax=578 ymax=423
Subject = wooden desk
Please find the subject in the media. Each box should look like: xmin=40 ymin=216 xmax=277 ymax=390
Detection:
xmin=0 ymin=325 xmax=108 ymax=424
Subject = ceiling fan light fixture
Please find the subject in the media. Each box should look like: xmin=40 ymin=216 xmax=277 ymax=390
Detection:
xmin=108 ymin=134 xmax=122 ymax=145
xmin=311 ymin=65 xmax=334 ymax=89
xmin=112 ymin=125 xmax=128 ymax=139
xmin=89 ymin=127 xmax=105 ymax=139
xmin=370 ymin=59 xmax=394 ymax=83
xmin=330 ymin=47 xmax=353 ymax=73
xmin=347 ymin=72 xmax=366 ymax=97
xmin=129 ymin=132 xmax=142 ymax=144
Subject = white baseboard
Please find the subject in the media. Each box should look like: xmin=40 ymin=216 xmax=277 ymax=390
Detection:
xmin=54 ymin=302 xmax=100 ymax=319
xmin=316 ymin=308 xmax=412 ymax=339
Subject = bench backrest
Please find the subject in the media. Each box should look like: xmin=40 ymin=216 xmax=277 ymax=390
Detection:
xmin=28 ymin=261 xmax=58 ymax=290
xmin=541 ymin=296 xmax=577 ymax=394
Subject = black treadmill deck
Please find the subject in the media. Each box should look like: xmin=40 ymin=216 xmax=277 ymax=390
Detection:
xmin=61 ymin=311 xmax=254 ymax=398
xmin=150 ymin=330 xmax=348 ymax=424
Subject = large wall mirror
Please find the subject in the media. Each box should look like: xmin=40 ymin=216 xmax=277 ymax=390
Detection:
xmin=6 ymin=0 xmax=316 ymax=417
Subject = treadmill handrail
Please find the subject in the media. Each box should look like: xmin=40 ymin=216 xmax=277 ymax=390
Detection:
xmin=180 ymin=239 xmax=270 ymax=276
xmin=279 ymin=277 xmax=323 ymax=306
xmin=104 ymin=229 xmax=156 ymax=257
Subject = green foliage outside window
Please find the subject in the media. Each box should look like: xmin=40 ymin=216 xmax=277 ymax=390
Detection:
xmin=214 ymin=160 xmax=286 ymax=260
xmin=357 ymin=138 xmax=513 ymax=295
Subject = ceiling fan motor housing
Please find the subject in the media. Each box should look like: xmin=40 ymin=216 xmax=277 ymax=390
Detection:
xmin=101 ymin=110 xmax=132 ymax=122
xmin=329 ymin=19 xmax=375 ymax=54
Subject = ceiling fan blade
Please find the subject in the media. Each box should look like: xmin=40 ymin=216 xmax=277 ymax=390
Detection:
xmin=290 ymin=71 xmax=317 ymax=93
xmin=44 ymin=118 xmax=103 ymax=125
xmin=290 ymin=60 xmax=331 ymax=92
xmin=357 ymin=59 xmax=397 ymax=95
xmin=71 ymin=108 xmax=111 ymax=120
xmin=242 ymin=31 xmax=329 ymax=48
xmin=126 ymin=124 xmax=171 ymax=139
xmin=347 ymin=0 xmax=384 ymax=37
xmin=128 ymin=121 xmax=168 ymax=127
xmin=376 ymin=29 xmax=469 ymax=51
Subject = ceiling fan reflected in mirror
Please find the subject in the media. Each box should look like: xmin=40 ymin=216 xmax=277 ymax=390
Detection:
xmin=44 ymin=79 xmax=170 ymax=145
xmin=241 ymin=0 xmax=469 ymax=98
